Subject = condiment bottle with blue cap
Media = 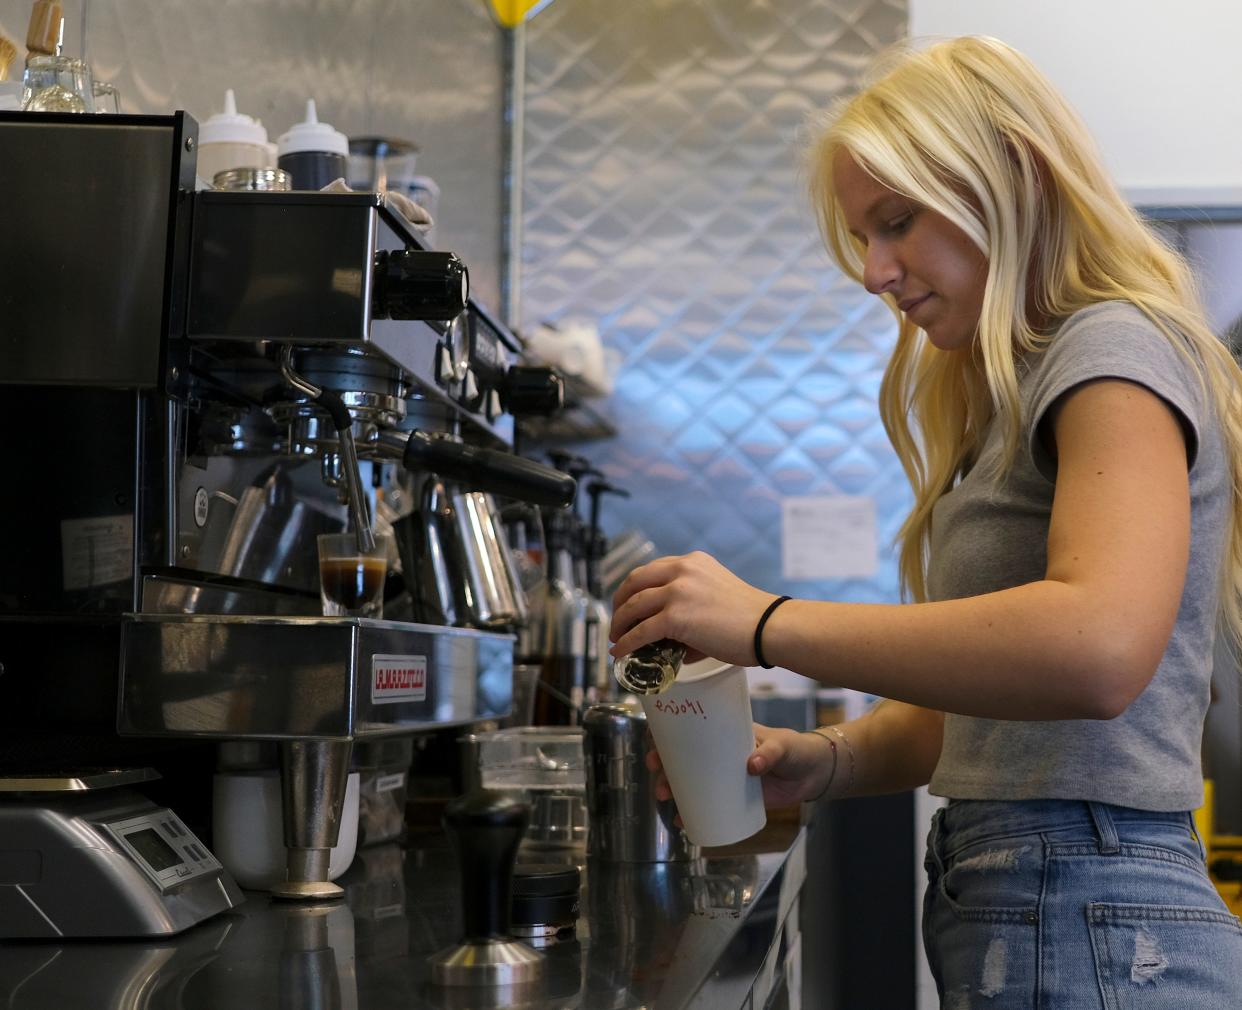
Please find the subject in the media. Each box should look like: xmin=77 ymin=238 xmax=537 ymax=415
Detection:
xmin=277 ymin=99 xmax=349 ymax=190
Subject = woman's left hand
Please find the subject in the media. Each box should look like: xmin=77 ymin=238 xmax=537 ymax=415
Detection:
xmin=609 ymin=551 xmax=777 ymax=665
xmin=646 ymin=722 xmax=836 ymax=817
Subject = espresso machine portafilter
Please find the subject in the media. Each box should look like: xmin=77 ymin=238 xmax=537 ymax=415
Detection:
xmin=0 ymin=111 xmax=573 ymax=903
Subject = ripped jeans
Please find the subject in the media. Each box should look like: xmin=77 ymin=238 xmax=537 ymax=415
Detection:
xmin=922 ymin=799 xmax=1242 ymax=1009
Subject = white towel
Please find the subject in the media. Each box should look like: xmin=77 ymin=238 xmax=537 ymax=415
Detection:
xmin=319 ymin=177 xmax=434 ymax=233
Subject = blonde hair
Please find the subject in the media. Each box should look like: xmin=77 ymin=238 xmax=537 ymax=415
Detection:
xmin=808 ymin=35 xmax=1242 ymax=655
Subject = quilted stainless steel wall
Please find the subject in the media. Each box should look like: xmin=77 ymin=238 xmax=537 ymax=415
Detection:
xmin=521 ymin=0 xmax=909 ymax=603
xmin=0 ymin=0 xmax=508 ymax=310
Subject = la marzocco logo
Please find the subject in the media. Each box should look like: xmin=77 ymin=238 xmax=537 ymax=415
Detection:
xmin=372 ymin=656 xmax=427 ymax=703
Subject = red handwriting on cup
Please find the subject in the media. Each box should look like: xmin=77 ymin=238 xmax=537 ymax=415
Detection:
xmin=653 ymin=698 xmax=707 ymax=720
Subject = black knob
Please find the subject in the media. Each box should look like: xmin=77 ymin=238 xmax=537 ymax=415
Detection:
xmin=501 ymin=366 xmax=564 ymax=417
xmin=443 ymin=789 xmax=529 ymax=943
xmin=374 ymin=249 xmax=469 ymax=321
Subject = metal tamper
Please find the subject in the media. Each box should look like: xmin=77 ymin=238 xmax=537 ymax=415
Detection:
xmin=428 ymin=789 xmax=545 ymax=987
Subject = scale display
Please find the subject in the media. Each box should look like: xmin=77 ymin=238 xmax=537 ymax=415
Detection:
xmin=104 ymin=809 xmax=223 ymax=893
xmin=124 ymin=827 xmax=184 ymax=873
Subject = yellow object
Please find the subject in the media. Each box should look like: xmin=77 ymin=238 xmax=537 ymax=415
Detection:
xmin=0 ymin=35 xmax=16 ymax=81
xmin=25 ymin=0 xmax=62 ymax=57
xmin=488 ymin=0 xmax=554 ymax=28
xmin=1210 ymin=834 xmax=1242 ymax=916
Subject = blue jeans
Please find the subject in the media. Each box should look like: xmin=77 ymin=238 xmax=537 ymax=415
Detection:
xmin=922 ymin=799 xmax=1242 ymax=1009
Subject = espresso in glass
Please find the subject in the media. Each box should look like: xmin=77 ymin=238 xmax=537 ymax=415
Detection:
xmin=320 ymin=556 xmax=385 ymax=611
xmin=317 ymin=533 xmax=390 ymax=617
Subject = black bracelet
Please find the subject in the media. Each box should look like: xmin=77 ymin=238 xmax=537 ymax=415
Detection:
xmin=753 ymin=595 xmax=792 ymax=669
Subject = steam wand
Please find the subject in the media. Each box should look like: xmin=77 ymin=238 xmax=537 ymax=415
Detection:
xmin=280 ymin=346 xmax=375 ymax=554
xmin=586 ymin=479 xmax=629 ymax=599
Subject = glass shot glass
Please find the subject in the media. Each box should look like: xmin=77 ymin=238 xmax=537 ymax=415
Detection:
xmin=92 ymin=80 xmax=120 ymax=114
xmin=21 ymin=55 xmax=94 ymax=113
xmin=316 ymin=532 xmax=391 ymax=618
xmin=614 ymin=638 xmax=687 ymax=695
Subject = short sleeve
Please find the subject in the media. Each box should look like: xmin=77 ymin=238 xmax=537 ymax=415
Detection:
xmin=1025 ymin=302 xmax=1204 ymax=482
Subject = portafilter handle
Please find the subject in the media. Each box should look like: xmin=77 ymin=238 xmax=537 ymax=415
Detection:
xmin=402 ymin=431 xmax=576 ymax=509
xmin=280 ymin=347 xmax=374 ymax=553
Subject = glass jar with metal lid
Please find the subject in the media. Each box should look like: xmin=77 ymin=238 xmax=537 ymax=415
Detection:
xmin=212 ymin=167 xmax=292 ymax=192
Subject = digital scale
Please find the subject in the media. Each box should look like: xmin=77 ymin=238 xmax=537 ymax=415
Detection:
xmin=0 ymin=768 xmax=245 ymax=938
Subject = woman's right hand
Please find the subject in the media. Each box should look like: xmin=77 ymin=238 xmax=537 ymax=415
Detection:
xmin=645 ymin=722 xmax=838 ymax=818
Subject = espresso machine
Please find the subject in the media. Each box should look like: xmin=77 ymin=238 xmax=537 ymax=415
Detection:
xmin=0 ymin=110 xmax=572 ymax=926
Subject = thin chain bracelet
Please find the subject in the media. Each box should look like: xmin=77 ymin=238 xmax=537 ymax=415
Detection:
xmin=825 ymin=724 xmax=855 ymax=795
xmin=808 ymin=726 xmax=840 ymax=800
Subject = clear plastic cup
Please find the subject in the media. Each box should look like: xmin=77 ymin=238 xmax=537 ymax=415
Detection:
xmin=639 ymin=658 xmax=766 ymax=847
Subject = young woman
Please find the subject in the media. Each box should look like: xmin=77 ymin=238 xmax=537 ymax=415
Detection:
xmin=609 ymin=35 xmax=1242 ymax=1007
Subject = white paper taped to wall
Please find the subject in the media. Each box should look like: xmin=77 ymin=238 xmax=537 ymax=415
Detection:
xmin=780 ymin=496 xmax=877 ymax=580
xmin=60 ymin=514 xmax=134 ymax=590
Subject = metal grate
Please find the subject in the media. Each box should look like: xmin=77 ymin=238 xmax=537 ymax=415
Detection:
xmin=521 ymin=0 xmax=909 ymax=603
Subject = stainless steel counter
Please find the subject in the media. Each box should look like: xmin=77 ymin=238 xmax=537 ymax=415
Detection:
xmin=0 ymin=827 xmax=807 ymax=1010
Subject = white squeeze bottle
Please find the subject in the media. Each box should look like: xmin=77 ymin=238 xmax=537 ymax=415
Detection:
xmin=196 ymin=89 xmax=270 ymax=188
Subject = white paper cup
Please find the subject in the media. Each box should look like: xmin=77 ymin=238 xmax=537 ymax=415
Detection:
xmin=639 ymin=658 xmax=766 ymax=847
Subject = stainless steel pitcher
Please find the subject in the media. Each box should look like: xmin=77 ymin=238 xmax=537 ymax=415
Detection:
xmin=451 ymin=489 xmax=529 ymax=630
xmin=394 ymin=477 xmax=529 ymax=630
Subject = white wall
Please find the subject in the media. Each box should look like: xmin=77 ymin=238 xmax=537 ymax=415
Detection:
xmin=1182 ymin=223 xmax=1242 ymax=332
xmin=909 ymin=1 xmax=1242 ymax=207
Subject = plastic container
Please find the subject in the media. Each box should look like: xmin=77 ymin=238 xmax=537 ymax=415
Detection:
xmin=211 ymin=769 xmax=360 ymax=890
xmin=640 ymin=658 xmax=766 ymax=847
xmin=278 ymin=99 xmax=348 ymax=191
xmin=196 ymin=90 xmax=269 ymax=187
xmin=354 ymin=737 xmax=412 ymax=848
xmin=347 ymin=136 xmax=419 ymax=193
xmin=476 ymin=726 xmax=586 ymax=792
xmin=473 ymin=726 xmax=588 ymax=849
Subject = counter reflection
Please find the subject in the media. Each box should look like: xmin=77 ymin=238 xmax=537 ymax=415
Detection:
xmin=0 ymin=840 xmax=788 ymax=1010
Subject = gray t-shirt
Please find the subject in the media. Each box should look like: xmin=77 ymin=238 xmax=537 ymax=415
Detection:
xmin=927 ymin=301 xmax=1229 ymax=811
